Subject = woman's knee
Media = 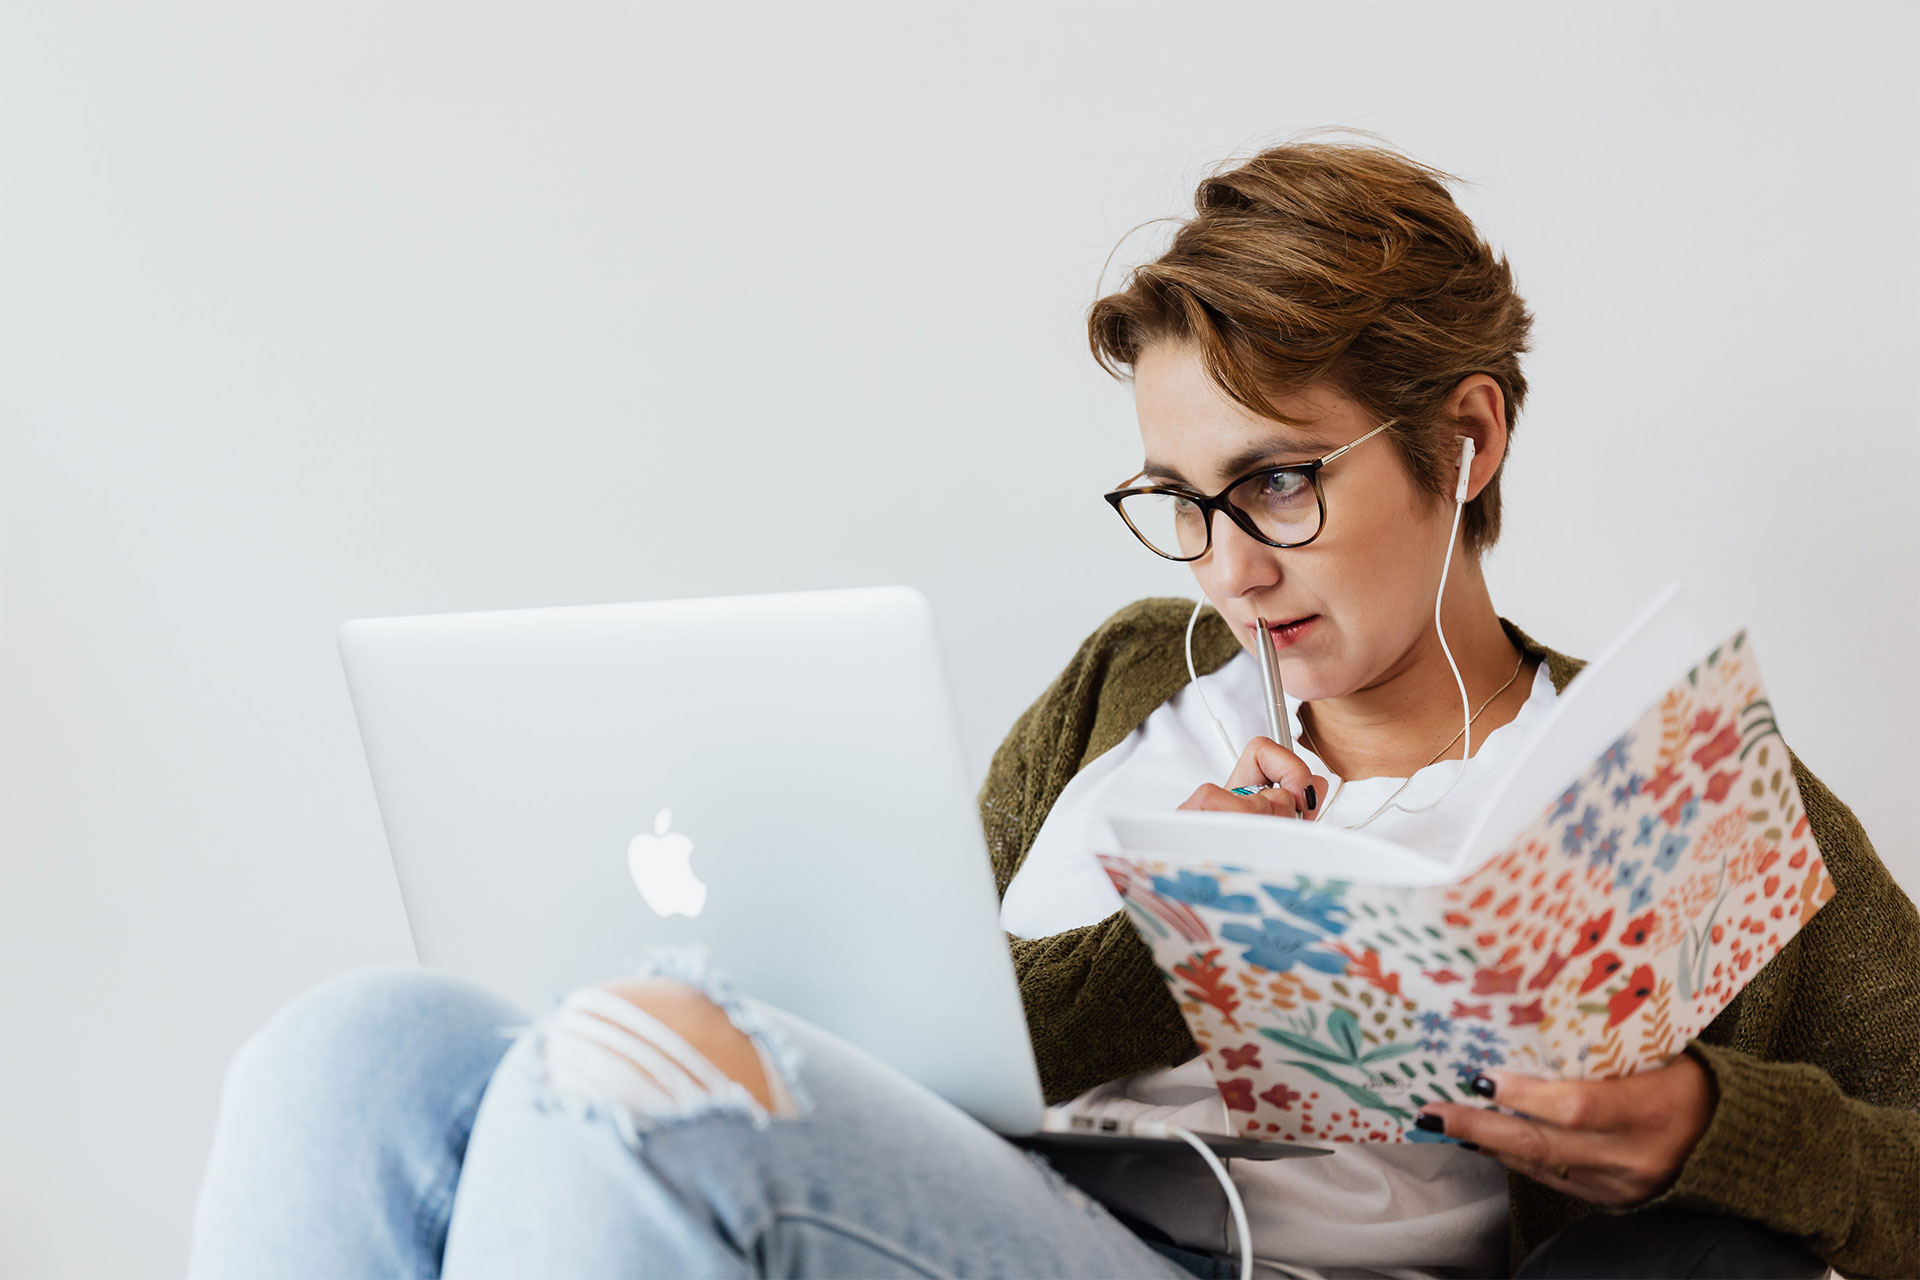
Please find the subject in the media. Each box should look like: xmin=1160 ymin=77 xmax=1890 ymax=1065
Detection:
xmin=539 ymin=977 xmax=804 ymax=1128
xmin=223 ymin=965 xmax=525 ymax=1108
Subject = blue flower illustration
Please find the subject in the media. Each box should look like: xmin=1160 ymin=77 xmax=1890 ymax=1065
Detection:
xmin=1419 ymin=1036 xmax=1451 ymax=1054
xmin=1611 ymin=772 xmax=1646 ymax=808
xmin=1219 ymin=917 xmax=1349 ymax=975
xmin=1261 ymin=880 xmax=1351 ymax=935
xmin=1415 ymin=1011 xmax=1454 ymax=1034
xmin=1629 ymin=876 xmax=1656 ymax=913
xmin=1612 ymin=858 xmax=1643 ymax=893
xmin=1653 ymin=831 xmax=1689 ymax=875
xmin=1633 ymin=814 xmax=1659 ymax=847
xmin=1152 ymin=870 xmax=1258 ymax=913
xmin=1463 ymin=1043 xmax=1508 ymax=1068
xmin=1587 ymin=828 xmax=1622 ymax=871
xmin=1561 ymin=804 xmax=1601 ymax=856
xmin=1596 ymin=734 xmax=1633 ymax=783
xmin=1466 ymin=1024 xmax=1500 ymax=1044
xmin=1550 ymin=784 xmax=1581 ymax=821
xmin=1676 ymin=796 xmax=1701 ymax=828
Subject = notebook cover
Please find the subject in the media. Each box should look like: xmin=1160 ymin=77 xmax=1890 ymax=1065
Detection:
xmin=1095 ymin=630 xmax=1833 ymax=1146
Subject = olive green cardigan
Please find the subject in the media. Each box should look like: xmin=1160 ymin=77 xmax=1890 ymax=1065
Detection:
xmin=978 ymin=598 xmax=1919 ymax=1278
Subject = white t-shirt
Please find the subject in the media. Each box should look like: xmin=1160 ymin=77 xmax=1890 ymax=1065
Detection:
xmin=1000 ymin=647 xmax=1558 ymax=1280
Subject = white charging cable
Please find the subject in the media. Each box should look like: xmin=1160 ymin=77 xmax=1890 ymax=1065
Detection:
xmin=1131 ymin=1121 xmax=1253 ymax=1280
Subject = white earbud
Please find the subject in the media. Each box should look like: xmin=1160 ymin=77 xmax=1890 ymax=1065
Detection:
xmin=1454 ymin=436 xmax=1476 ymax=502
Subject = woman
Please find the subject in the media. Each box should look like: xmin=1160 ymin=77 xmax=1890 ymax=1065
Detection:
xmin=190 ymin=140 xmax=1918 ymax=1279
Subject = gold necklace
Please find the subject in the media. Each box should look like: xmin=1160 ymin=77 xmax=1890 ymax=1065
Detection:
xmin=1300 ymin=650 xmax=1528 ymax=831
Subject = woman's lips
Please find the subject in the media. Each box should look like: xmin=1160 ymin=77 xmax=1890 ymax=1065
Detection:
xmin=1255 ymin=615 xmax=1319 ymax=648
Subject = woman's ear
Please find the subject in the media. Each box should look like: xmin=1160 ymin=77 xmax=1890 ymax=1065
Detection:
xmin=1445 ymin=374 xmax=1508 ymax=502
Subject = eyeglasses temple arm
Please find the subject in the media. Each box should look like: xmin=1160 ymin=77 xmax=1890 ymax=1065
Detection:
xmin=1315 ymin=420 xmax=1394 ymax=466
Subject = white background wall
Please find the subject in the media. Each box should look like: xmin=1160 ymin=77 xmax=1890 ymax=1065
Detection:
xmin=3 ymin=3 xmax=1914 ymax=1275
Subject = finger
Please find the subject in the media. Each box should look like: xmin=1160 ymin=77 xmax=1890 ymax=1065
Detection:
xmin=1178 ymin=783 xmax=1277 ymax=816
xmin=1418 ymin=1102 xmax=1615 ymax=1179
xmin=1256 ymin=786 xmax=1301 ymax=819
xmin=1224 ymin=773 xmax=1331 ymax=821
xmin=1225 ymin=738 xmax=1316 ymax=800
xmin=1421 ymin=1102 xmax=1649 ymax=1206
xmin=1475 ymin=1071 xmax=1627 ymax=1133
xmin=1300 ymin=771 xmax=1330 ymax=820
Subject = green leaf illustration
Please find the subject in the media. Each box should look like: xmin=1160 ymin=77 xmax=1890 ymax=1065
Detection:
xmin=1358 ymin=1040 xmax=1423 ymax=1065
xmin=1284 ymin=1060 xmax=1412 ymax=1122
xmin=1328 ymin=1008 xmax=1365 ymax=1061
xmin=1258 ymin=1027 xmax=1355 ymax=1066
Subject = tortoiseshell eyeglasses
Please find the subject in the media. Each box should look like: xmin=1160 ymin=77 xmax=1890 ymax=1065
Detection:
xmin=1103 ymin=421 xmax=1395 ymax=561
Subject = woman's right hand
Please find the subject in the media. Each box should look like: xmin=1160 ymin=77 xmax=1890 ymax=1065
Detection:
xmin=1177 ymin=736 xmax=1329 ymax=821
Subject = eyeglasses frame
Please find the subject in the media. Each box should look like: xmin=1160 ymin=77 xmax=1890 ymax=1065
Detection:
xmin=1102 ymin=420 xmax=1397 ymax=561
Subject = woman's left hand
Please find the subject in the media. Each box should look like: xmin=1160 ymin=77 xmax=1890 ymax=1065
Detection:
xmin=1418 ymin=1054 xmax=1716 ymax=1207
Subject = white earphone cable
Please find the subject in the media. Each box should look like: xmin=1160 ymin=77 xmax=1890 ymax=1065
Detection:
xmin=1188 ymin=595 xmax=1241 ymax=771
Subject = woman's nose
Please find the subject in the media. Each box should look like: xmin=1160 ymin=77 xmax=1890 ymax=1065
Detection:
xmin=1205 ymin=510 xmax=1282 ymax=596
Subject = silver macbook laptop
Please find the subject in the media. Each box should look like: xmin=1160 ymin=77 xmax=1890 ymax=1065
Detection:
xmin=338 ymin=585 xmax=1324 ymax=1161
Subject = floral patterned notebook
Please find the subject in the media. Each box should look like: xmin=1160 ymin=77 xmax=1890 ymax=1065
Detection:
xmin=1094 ymin=628 xmax=1833 ymax=1146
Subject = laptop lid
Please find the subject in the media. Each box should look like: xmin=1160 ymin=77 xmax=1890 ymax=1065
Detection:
xmin=338 ymin=585 xmax=1044 ymax=1134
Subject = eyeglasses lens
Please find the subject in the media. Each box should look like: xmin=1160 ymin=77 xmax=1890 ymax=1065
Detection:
xmin=1116 ymin=471 xmax=1320 ymax=558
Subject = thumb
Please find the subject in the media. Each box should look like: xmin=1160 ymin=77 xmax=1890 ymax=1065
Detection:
xmin=1300 ymin=772 xmax=1330 ymax=821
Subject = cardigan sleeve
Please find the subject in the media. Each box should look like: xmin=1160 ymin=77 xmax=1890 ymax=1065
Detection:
xmin=1007 ymin=920 xmax=1200 ymax=1105
xmin=1636 ymin=750 xmax=1920 ymax=1277
xmin=975 ymin=606 xmax=1206 ymax=1105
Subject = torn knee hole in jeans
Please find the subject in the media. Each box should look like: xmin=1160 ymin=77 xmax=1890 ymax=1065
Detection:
xmin=538 ymin=982 xmax=804 ymax=1144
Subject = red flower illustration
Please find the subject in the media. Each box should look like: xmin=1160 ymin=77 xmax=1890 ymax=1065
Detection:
xmin=1471 ymin=964 xmax=1524 ymax=995
xmin=1577 ymin=951 xmax=1624 ymax=995
xmin=1332 ymin=944 xmax=1403 ymax=998
xmin=1569 ymin=909 xmax=1615 ymax=957
xmin=1643 ymin=761 xmax=1682 ymax=800
xmin=1508 ymin=999 xmax=1546 ymax=1026
xmin=1659 ymin=785 xmax=1696 ymax=829
xmin=1703 ymin=770 xmax=1739 ymax=804
xmin=1691 ymin=724 xmax=1742 ymax=772
xmin=1526 ymin=951 xmax=1570 ymax=990
xmin=1172 ymin=948 xmax=1242 ymax=1029
xmin=1451 ymin=1001 xmax=1493 ymax=1020
xmin=1221 ymin=1043 xmax=1262 ymax=1071
xmin=1618 ymin=910 xmax=1658 ymax=948
xmin=1605 ymin=964 xmax=1658 ymax=1028
xmin=1220 ymin=1078 xmax=1256 ymax=1112
xmin=1259 ymin=1083 xmax=1302 ymax=1111
xmin=1423 ymin=968 xmax=1463 ymax=984
xmin=1689 ymin=708 xmax=1722 ymax=737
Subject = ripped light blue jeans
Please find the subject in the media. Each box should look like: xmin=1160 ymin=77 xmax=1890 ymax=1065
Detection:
xmin=187 ymin=949 xmax=1222 ymax=1278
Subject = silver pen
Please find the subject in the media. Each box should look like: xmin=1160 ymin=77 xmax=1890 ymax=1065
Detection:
xmin=1253 ymin=615 xmax=1292 ymax=752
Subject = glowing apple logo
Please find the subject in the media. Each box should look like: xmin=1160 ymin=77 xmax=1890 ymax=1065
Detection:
xmin=626 ymin=807 xmax=707 ymax=918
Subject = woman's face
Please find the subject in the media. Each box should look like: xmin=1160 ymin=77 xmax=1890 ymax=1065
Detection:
xmin=1131 ymin=341 xmax=1461 ymax=703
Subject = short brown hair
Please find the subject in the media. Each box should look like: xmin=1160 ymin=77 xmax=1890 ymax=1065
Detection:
xmin=1087 ymin=132 xmax=1534 ymax=554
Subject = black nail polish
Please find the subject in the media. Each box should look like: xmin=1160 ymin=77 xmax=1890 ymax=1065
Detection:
xmin=1414 ymin=1113 xmax=1445 ymax=1133
xmin=1458 ymin=1141 xmax=1481 ymax=1152
xmin=1305 ymin=784 xmax=1318 ymax=811
xmin=1469 ymin=1074 xmax=1497 ymax=1099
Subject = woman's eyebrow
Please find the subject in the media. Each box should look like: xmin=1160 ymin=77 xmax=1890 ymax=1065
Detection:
xmin=1142 ymin=434 xmax=1333 ymax=486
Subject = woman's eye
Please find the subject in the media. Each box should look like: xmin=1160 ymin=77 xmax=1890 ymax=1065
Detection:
xmin=1259 ymin=472 xmax=1311 ymax=501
